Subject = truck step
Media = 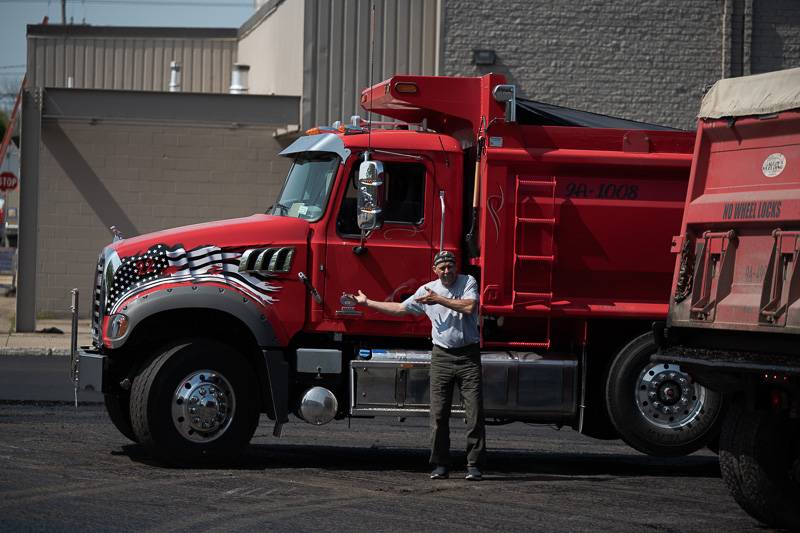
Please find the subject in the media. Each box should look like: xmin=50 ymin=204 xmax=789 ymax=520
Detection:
xmin=482 ymin=340 xmax=551 ymax=349
xmin=515 ymin=254 xmax=555 ymax=262
xmin=517 ymin=217 xmax=556 ymax=225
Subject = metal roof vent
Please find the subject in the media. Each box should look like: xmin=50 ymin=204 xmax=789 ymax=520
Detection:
xmin=169 ymin=61 xmax=181 ymax=92
xmin=230 ymin=63 xmax=250 ymax=95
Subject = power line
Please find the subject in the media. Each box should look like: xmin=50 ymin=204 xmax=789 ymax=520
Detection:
xmin=0 ymin=65 xmax=26 ymax=70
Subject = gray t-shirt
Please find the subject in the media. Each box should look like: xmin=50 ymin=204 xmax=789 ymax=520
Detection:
xmin=402 ymin=274 xmax=480 ymax=349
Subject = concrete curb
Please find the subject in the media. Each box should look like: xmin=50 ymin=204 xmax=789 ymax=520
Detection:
xmin=0 ymin=399 xmax=103 ymax=406
xmin=0 ymin=348 xmax=70 ymax=357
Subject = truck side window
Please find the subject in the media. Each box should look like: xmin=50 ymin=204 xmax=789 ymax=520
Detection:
xmin=336 ymin=160 xmax=426 ymax=236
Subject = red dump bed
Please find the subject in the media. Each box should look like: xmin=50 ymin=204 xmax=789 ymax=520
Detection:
xmin=668 ymin=68 xmax=800 ymax=334
xmin=364 ymin=75 xmax=695 ymax=349
xmin=477 ymin=123 xmax=693 ymax=325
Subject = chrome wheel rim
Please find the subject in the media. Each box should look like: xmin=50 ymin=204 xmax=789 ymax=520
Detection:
xmin=172 ymin=370 xmax=235 ymax=443
xmin=635 ymin=362 xmax=706 ymax=430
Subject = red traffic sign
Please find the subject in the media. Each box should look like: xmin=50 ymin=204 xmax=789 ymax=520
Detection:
xmin=0 ymin=171 xmax=18 ymax=191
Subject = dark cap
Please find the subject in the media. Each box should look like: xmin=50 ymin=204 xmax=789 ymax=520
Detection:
xmin=433 ymin=250 xmax=456 ymax=267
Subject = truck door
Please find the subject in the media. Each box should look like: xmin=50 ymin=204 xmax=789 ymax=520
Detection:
xmin=323 ymin=155 xmax=435 ymax=334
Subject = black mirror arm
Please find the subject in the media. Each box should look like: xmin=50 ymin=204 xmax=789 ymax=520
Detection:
xmin=353 ymin=230 xmax=371 ymax=255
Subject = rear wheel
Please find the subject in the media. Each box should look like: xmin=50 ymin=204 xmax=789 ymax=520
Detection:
xmin=719 ymin=400 xmax=800 ymax=529
xmin=104 ymin=392 xmax=137 ymax=443
xmin=129 ymin=339 xmax=260 ymax=465
xmin=605 ymin=332 xmax=724 ymax=456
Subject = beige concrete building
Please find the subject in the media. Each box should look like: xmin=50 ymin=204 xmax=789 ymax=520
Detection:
xmin=27 ymin=25 xmax=238 ymax=93
xmin=19 ymin=89 xmax=298 ymax=327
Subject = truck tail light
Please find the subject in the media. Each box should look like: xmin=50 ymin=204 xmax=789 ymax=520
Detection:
xmin=770 ymin=388 xmax=788 ymax=411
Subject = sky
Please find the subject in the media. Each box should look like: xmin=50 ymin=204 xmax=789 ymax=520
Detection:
xmin=0 ymin=0 xmax=256 ymax=111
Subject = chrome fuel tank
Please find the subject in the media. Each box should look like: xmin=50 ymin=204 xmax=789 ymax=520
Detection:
xmin=350 ymin=350 xmax=577 ymax=421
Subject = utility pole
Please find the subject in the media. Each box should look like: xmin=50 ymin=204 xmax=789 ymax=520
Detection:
xmin=61 ymin=0 xmax=66 ymax=24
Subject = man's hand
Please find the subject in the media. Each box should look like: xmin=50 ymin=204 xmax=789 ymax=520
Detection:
xmin=415 ymin=287 xmax=442 ymax=305
xmin=417 ymin=287 xmax=476 ymax=315
xmin=354 ymin=290 xmax=368 ymax=306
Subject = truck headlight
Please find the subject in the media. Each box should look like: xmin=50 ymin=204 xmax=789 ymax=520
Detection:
xmin=106 ymin=313 xmax=129 ymax=340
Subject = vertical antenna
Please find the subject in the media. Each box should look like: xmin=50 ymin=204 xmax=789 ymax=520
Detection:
xmin=366 ymin=0 xmax=375 ymax=160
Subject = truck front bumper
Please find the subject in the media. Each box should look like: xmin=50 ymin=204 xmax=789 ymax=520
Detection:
xmin=70 ymin=287 xmax=107 ymax=395
xmin=73 ymin=348 xmax=107 ymax=394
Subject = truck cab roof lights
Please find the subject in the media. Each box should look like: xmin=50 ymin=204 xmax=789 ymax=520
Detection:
xmin=304 ymin=126 xmax=337 ymax=136
xmin=394 ymin=82 xmax=418 ymax=94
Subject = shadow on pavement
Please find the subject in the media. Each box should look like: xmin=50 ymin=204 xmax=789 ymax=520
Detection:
xmin=118 ymin=442 xmax=720 ymax=480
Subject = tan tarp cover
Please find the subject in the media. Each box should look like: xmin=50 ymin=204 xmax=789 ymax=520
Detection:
xmin=698 ymin=67 xmax=800 ymax=119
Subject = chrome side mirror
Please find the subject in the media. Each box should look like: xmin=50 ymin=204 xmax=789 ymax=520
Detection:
xmin=357 ymin=160 xmax=385 ymax=231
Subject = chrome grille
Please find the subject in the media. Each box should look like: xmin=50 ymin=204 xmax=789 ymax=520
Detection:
xmin=238 ymin=247 xmax=295 ymax=274
xmin=91 ymin=253 xmax=105 ymax=347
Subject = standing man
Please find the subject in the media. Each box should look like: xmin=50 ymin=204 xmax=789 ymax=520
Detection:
xmin=352 ymin=250 xmax=486 ymax=481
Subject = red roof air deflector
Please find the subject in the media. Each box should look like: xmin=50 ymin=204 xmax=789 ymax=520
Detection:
xmin=360 ymin=74 xmax=505 ymax=136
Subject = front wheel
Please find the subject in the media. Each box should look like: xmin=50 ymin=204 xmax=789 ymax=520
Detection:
xmin=129 ymin=339 xmax=261 ymax=465
xmin=104 ymin=392 xmax=138 ymax=443
xmin=605 ymin=332 xmax=724 ymax=456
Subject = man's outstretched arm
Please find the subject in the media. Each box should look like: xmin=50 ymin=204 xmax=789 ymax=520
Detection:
xmin=353 ymin=290 xmax=408 ymax=316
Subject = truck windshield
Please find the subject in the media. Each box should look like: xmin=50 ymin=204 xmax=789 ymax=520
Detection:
xmin=271 ymin=153 xmax=340 ymax=221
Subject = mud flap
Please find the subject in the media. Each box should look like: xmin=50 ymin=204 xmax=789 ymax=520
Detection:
xmin=262 ymin=349 xmax=289 ymax=437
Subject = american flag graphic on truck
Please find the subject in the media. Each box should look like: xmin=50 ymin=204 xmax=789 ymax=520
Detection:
xmin=108 ymin=243 xmax=280 ymax=314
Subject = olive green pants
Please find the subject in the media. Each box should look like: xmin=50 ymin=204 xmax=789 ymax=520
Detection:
xmin=429 ymin=343 xmax=486 ymax=467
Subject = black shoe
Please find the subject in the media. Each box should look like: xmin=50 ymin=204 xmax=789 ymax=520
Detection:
xmin=430 ymin=465 xmax=449 ymax=479
xmin=465 ymin=466 xmax=482 ymax=481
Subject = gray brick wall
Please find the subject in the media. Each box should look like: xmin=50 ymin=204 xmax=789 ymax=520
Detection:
xmin=37 ymin=121 xmax=290 ymax=318
xmin=752 ymin=0 xmax=800 ymax=73
xmin=440 ymin=0 xmax=800 ymax=130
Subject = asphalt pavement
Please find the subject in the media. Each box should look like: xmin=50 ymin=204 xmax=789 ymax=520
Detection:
xmin=1 ymin=404 xmax=761 ymax=532
xmin=0 ymin=293 xmax=766 ymax=531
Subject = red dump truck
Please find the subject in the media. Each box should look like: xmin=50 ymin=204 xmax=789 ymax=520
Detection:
xmin=657 ymin=68 xmax=800 ymax=529
xmin=73 ymin=73 xmax=718 ymax=465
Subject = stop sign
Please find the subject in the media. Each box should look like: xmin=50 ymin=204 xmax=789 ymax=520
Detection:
xmin=0 ymin=171 xmax=18 ymax=191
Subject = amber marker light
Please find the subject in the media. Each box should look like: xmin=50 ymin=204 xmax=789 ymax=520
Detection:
xmin=394 ymin=82 xmax=418 ymax=94
xmin=106 ymin=313 xmax=129 ymax=340
xmin=305 ymin=127 xmax=322 ymax=135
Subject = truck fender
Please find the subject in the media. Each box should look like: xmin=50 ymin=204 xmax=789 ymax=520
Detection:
xmin=108 ymin=284 xmax=280 ymax=349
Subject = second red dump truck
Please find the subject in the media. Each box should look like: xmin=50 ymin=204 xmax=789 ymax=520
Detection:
xmin=73 ymin=73 xmax=718 ymax=464
xmin=658 ymin=67 xmax=800 ymax=529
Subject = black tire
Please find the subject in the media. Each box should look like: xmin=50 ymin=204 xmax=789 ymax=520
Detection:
xmin=719 ymin=398 xmax=767 ymax=524
xmin=129 ymin=339 xmax=260 ymax=465
xmin=104 ymin=392 xmax=138 ymax=443
xmin=720 ymin=400 xmax=800 ymax=529
xmin=605 ymin=332 xmax=724 ymax=456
